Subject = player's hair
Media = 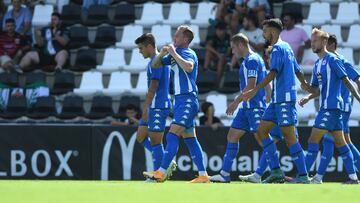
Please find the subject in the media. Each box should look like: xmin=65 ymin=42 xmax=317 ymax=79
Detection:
xmin=311 ymin=28 xmax=329 ymax=39
xmin=52 ymin=12 xmax=61 ymax=20
xmin=5 ymin=18 xmax=15 ymax=24
xmin=262 ymin=18 xmax=283 ymax=31
xmin=201 ymin=102 xmax=213 ymax=114
xmin=231 ymin=33 xmax=249 ymax=46
xmin=134 ymin=33 xmax=156 ymax=48
xmin=177 ymin=25 xmax=194 ymax=44
xmin=327 ymin=34 xmax=337 ymax=48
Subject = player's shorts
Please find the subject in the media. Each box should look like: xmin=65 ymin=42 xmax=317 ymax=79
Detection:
xmin=231 ymin=108 xmax=264 ymax=133
xmin=262 ymin=102 xmax=297 ymax=127
xmin=342 ymin=111 xmax=351 ymax=134
xmin=314 ymin=109 xmax=343 ymax=132
xmin=148 ymin=108 xmax=171 ymax=132
xmin=269 ymin=125 xmax=299 ymax=141
xmin=172 ymin=93 xmax=199 ymax=128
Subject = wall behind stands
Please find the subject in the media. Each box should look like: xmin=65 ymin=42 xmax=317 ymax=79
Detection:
xmin=0 ymin=125 xmax=358 ymax=182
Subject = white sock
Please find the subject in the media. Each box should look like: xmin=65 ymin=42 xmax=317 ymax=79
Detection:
xmin=159 ymin=167 xmax=166 ymax=174
xmin=349 ymin=174 xmax=358 ymax=181
xmin=315 ymin=174 xmax=323 ymax=180
xmin=220 ymin=170 xmax=230 ymax=177
xmin=199 ymin=171 xmax=207 ymax=176
xmin=254 ymin=173 xmax=261 ymax=179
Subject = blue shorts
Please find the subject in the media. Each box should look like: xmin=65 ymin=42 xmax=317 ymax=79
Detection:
xmin=172 ymin=94 xmax=199 ymax=128
xmin=231 ymin=108 xmax=264 ymax=133
xmin=148 ymin=108 xmax=170 ymax=132
xmin=269 ymin=125 xmax=299 ymax=141
xmin=262 ymin=102 xmax=297 ymax=127
xmin=314 ymin=109 xmax=343 ymax=132
xmin=342 ymin=111 xmax=351 ymax=134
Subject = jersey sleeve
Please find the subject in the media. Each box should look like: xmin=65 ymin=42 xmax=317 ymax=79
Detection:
xmin=310 ymin=64 xmax=319 ymax=87
xmin=161 ymin=54 xmax=172 ymax=66
xmin=344 ymin=62 xmax=360 ymax=81
xmin=179 ymin=50 xmax=195 ymax=64
xmin=246 ymin=58 xmax=259 ymax=78
xmin=329 ymin=57 xmax=347 ymax=79
xmin=270 ymin=46 xmax=282 ymax=72
xmin=150 ymin=66 xmax=163 ymax=81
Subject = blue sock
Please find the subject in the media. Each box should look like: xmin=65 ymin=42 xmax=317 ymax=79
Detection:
xmin=305 ymin=143 xmax=319 ymax=171
xmin=338 ymin=145 xmax=356 ymax=175
xmin=140 ymin=137 xmax=152 ymax=152
xmin=262 ymin=137 xmax=280 ymax=170
xmin=184 ymin=137 xmax=206 ymax=173
xmin=160 ymin=133 xmax=179 ymax=170
xmin=349 ymin=143 xmax=360 ymax=172
xmin=317 ymin=136 xmax=334 ymax=175
xmin=289 ymin=142 xmax=307 ymax=176
xmin=255 ymin=151 xmax=269 ymax=176
xmin=221 ymin=142 xmax=239 ymax=174
xmin=152 ymin=144 xmax=164 ymax=170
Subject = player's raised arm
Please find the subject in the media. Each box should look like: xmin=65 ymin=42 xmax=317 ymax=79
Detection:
xmin=151 ymin=46 xmax=169 ymax=68
xmin=167 ymin=44 xmax=194 ymax=73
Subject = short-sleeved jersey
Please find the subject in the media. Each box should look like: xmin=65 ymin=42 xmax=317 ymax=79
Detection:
xmin=147 ymin=54 xmax=171 ymax=109
xmin=337 ymin=53 xmax=360 ymax=112
xmin=270 ymin=41 xmax=299 ymax=103
xmin=239 ymin=52 xmax=267 ymax=109
xmin=311 ymin=52 xmax=347 ymax=110
xmin=161 ymin=47 xmax=198 ymax=96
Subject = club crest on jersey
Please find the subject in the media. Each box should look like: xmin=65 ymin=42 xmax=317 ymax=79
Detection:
xmin=322 ymin=60 xmax=327 ymax=65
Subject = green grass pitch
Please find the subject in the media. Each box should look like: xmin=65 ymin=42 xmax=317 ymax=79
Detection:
xmin=0 ymin=180 xmax=358 ymax=203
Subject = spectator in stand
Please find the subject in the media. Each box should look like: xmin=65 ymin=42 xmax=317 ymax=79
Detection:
xmin=16 ymin=12 xmax=69 ymax=72
xmin=280 ymin=13 xmax=310 ymax=63
xmin=204 ymin=21 xmax=231 ymax=86
xmin=0 ymin=18 xmax=31 ymax=72
xmin=3 ymin=0 xmax=32 ymax=40
xmin=239 ymin=12 xmax=265 ymax=54
xmin=82 ymin=0 xmax=113 ymax=11
xmin=215 ymin=0 xmax=237 ymax=35
xmin=0 ymin=1 xmax=5 ymax=29
xmin=199 ymin=101 xmax=223 ymax=130
xmin=111 ymin=104 xmax=141 ymax=126
xmin=232 ymin=0 xmax=272 ymax=33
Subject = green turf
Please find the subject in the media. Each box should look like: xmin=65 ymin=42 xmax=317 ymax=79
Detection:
xmin=0 ymin=180 xmax=358 ymax=203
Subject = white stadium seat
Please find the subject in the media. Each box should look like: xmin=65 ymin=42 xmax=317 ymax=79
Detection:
xmin=163 ymin=2 xmax=191 ymax=26
xmin=206 ymin=94 xmax=227 ymax=118
xmin=190 ymin=2 xmax=217 ymax=27
xmin=103 ymin=72 xmax=132 ymax=97
xmin=74 ymin=71 xmax=103 ymax=98
xmin=303 ymin=2 xmax=331 ymax=26
xmin=132 ymin=71 xmax=148 ymax=96
xmin=308 ymin=119 xmax=315 ymax=126
xmin=96 ymin=48 xmax=125 ymax=73
xmin=32 ymin=4 xmax=53 ymax=27
xmin=135 ymin=2 xmax=164 ymax=27
xmin=337 ymin=48 xmax=355 ymax=65
xmin=301 ymin=49 xmax=318 ymax=73
xmin=349 ymin=119 xmax=359 ymax=127
xmin=321 ymin=25 xmax=343 ymax=45
xmin=296 ymin=94 xmax=316 ymax=121
xmin=350 ymin=100 xmax=360 ymax=120
xmin=190 ymin=25 xmax=201 ymax=47
xmin=123 ymin=49 xmax=148 ymax=73
xmin=151 ymin=25 xmax=172 ymax=47
xmin=116 ymin=25 xmax=143 ymax=49
xmin=342 ymin=25 xmax=360 ymax=49
xmin=331 ymin=2 xmax=359 ymax=26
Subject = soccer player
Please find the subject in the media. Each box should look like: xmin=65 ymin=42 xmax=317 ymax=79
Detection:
xmin=209 ymin=33 xmax=271 ymax=183
xmin=134 ymin=33 xmax=176 ymax=180
xmin=242 ymin=18 xmax=310 ymax=183
xmin=143 ymin=25 xmax=209 ymax=183
xmin=299 ymin=32 xmax=360 ymax=184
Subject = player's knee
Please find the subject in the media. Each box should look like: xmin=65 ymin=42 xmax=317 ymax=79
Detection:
xmin=149 ymin=132 xmax=163 ymax=145
xmin=344 ymin=133 xmax=352 ymax=144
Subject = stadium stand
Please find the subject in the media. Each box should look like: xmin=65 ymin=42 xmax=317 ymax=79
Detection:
xmin=0 ymin=0 xmax=358 ymax=127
